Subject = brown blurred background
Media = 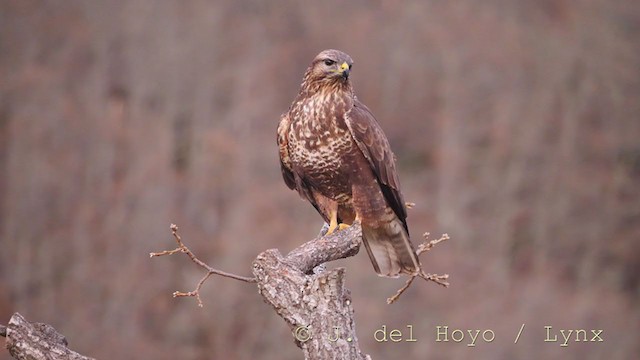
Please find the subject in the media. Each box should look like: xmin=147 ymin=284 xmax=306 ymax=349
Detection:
xmin=1 ymin=1 xmax=639 ymax=359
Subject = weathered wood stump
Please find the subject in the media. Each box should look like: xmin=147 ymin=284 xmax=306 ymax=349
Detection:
xmin=3 ymin=313 xmax=94 ymax=360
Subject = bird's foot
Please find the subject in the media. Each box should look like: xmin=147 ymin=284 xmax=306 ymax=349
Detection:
xmin=325 ymin=222 xmax=350 ymax=236
xmin=326 ymin=219 xmax=338 ymax=235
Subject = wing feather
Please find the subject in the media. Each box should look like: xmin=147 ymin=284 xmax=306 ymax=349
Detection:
xmin=277 ymin=113 xmax=296 ymax=190
xmin=277 ymin=112 xmax=322 ymax=215
xmin=344 ymin=99 xmax=408 ymax=226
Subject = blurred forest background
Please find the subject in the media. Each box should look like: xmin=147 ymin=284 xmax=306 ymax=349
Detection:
xmin=1 ymin=0 xmax=639 ymax=359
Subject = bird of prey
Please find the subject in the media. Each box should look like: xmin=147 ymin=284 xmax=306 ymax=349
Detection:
xmin=277 ymin=49 xmax=420 ymax=277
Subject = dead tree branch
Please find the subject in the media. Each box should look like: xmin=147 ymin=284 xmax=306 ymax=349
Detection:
xmin=150 ymin=223 xmax=256 ymax=306
xmin=152 ymin=222 xmax=449 ymax=359
xmin=253 ymin=224 xmax=371 ymax=359
xmin=2 ymin=313 xmax=95 ymax=360
xmin=387 ymin=232 xmax=450 ymax=304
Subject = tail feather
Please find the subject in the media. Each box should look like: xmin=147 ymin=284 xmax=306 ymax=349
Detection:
xmin=361 ymin=217 xmax=421 ymax=277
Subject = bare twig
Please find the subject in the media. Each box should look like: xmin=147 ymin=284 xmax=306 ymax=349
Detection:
xmin=153 ymin=222 xmax=447 ymax=308
xmin=152 ymin=221 xmax=444 ymax=358
xmin=387 ymin=232 xmax=450 ymax=304
xmin=151 ymin=223 xmax=256 ymax=307
xmin=149 ymin=248 xmax=183 ymax=257
xmin=387 ymin=276 xmax=417 ymax=304
xmin=417 ymin=232 xmax=450 ymax=255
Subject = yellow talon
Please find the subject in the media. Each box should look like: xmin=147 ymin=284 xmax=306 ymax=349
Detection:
xmin=326 ymin=221 xmax=349 ymax=236
xmin=326 ymin=216 xmax=338 ymax=236
xmin=325 ymin=209 xmax=350 ymax=236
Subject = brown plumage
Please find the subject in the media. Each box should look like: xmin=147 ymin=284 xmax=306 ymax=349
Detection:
xmin=277 ymin=49 xmax=421 ymax=277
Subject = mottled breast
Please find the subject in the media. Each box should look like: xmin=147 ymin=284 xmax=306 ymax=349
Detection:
xmin=287 ymin=92 xmax=356 ymax=201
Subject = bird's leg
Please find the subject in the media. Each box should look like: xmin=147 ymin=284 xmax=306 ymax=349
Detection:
xmin=337 ymin=213 xmax=361 ymax=230
xmin=325 ymin=210 xmax=339 ymax=236
xmin=354 ymin=213 xmax=362 ymax=223
xmin=327 ymin=216 xmax=350 ymax=234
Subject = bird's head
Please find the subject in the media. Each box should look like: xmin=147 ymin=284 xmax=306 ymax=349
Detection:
xmin=304 ymin=49 xmax=354 ymax=89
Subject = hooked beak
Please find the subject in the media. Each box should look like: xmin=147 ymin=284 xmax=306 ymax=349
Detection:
xmin=339 ymin=62 xmax=350 ymax=79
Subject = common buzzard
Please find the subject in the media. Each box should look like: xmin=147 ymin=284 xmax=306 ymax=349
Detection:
xmin=277 ymin=49 xmax=420 ymax=277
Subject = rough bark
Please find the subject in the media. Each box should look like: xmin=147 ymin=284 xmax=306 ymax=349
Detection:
xmin=3 ymin=313 xmax=95 ymax=360
xmin=252 ymin=223 xmax=372 ymax=360
xmin=3 ymin=224 xmax=371 ymax=359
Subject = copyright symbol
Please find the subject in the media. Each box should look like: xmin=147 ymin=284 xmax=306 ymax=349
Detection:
xmin=294 ymin=325 xmax=312 ymax=343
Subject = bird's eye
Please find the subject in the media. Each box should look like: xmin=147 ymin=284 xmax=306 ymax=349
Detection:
xmin=323 ymin=59 xmax=335 ymax=66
